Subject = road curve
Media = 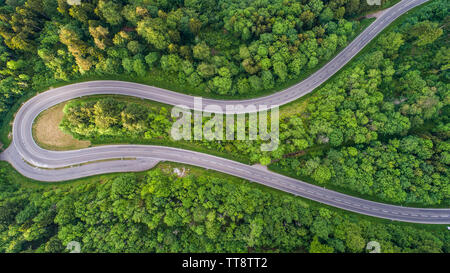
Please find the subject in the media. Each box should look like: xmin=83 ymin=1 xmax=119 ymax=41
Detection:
xmin=2 ymin=0 xmax=449 ymax=224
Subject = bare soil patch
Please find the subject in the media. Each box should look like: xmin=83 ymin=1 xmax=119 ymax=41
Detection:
xmin=33 ymin=103 xmax=90 ymax=151
xmin=366 ymin=9 xmax=388 ymax=19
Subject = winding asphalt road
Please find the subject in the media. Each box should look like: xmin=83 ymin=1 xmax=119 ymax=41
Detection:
xmin=2 ymin=0 xmax=449 ymax=224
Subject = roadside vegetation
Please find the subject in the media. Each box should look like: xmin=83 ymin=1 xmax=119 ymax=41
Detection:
xmin=0 ymin=0 xmax=398 ymax=136
xmin=47 ymin=0 xmax=449 ymax=206
xmin=0 ymin=161 xmax=448 ymax=253
xmin=0 ymin=0 xmax=448 ymax=253
xmin=0 ymin=0 xmax=392 ymax=148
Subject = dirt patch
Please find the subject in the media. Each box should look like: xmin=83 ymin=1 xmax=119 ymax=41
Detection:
xmin=33 ymin=103 xmax=91 ymax=151
xmin=365 ymin=9 xmax=388 ymax=19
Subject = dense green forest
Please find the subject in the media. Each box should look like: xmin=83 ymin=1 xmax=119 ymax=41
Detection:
xmin=274 ymin=0 xmax=449 ymax=205
xmin=60 ymin=0 xmax=449 ymax=206
xmin=0 ymin=0 xmax=396 ymax=122
xmin=61 ymin=97 xmax=172 ymax=140
xmin=0 ymin=162 xmax=448 ymax=253
xmin=0 ymin=0 xmax=449 ymax=253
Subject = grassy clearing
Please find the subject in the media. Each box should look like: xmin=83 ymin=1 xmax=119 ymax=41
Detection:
xmin=32 ymin=102 xmax=91 ymax=151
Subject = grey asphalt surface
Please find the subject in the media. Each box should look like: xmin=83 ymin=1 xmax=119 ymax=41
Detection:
xmin=2 ymin=0 xmax=449 ymax=224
